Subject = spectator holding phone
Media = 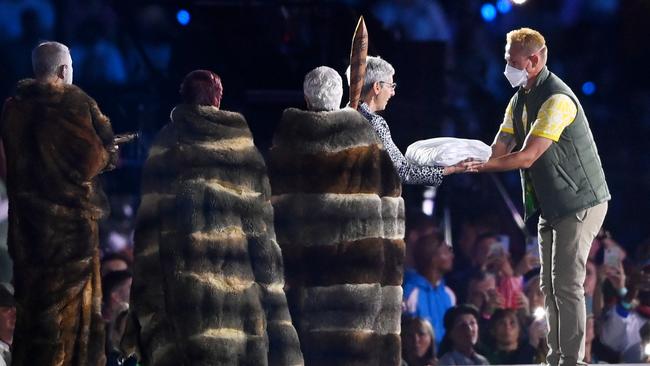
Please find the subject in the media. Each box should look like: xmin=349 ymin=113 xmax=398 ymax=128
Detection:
xmin=483 ymin=235 xmax=534 ymax=317
xmin=598 ymin=253 xmax=650 ymax=363
xmin=485 ymin=254 xmax=525 ymax=311
xmin=449 ymin=233 xmax=538 ymax=307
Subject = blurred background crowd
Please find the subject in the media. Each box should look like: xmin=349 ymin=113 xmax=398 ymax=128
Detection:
xmin=0 ymin=0 xmax=649 ymax=365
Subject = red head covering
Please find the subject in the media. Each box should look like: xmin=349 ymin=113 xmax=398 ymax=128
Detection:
xmin=180 ymin=70 xmax=223 ymax=108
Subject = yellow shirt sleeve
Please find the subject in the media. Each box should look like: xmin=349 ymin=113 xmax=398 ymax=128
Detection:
xmin=499 ymin=96 xmax=516 ymax=135
xmin=529 ymin=94 xmax=577 ymax=141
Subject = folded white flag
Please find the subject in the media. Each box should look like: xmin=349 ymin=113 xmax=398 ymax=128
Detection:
xmin=406 ymin=137 xmax=492 ymax=167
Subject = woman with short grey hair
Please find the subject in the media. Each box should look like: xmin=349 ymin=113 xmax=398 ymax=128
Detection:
xmin=269 ymin=64 xmax=407 ymax=365
xmin=303 ymin=66 xmax=343 ymax=111
xmin=351 ymin=56 xmax=464 ymax=186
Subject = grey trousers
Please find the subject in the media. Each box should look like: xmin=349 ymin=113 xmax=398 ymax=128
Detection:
xmin=538 ymin=202 xmax=608 ymax=366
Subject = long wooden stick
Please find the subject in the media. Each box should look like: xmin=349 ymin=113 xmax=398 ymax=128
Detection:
xmin=348 ymin=16 xmax=368 ymax=110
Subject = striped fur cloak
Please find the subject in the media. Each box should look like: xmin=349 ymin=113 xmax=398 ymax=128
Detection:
xmin=267 ymin=108 xmax=405 ymax=366
xmin=0 ymin=79 xmax=115 ymax=366
xmin=130 ymin=104 xmax=303 ymax=366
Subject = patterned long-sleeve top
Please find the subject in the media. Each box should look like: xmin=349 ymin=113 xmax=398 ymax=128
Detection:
xmin=359 ymin=102 xmax=444 ymax=186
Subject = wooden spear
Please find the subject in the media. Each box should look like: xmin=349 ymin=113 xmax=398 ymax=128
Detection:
xmin=348 ymin=16 xmax=368 ymax=110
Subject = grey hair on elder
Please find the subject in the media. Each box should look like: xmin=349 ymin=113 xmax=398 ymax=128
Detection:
xmin=32 ymin=41 xmax=71 ymax=79
xmin=345 ymin=55 xmax=395 ymax=97
xmin=303 ymin=66 xmax=343 ymax=111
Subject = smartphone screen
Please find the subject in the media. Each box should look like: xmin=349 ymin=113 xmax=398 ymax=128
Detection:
xmin=526 ymin=237 xmax=540 ymax=259
xmin=497 ymin=235 xmax=510 ymax=253
xmin=489 ymin=235 xmax=510 ymax=257
xmin=489 ymin=241 xmax=506 ymax=257
xmin=604 ymin=247 xmax=621 ymax=267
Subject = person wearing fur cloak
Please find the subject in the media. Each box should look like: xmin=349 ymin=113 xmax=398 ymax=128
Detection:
xmin=129 ymin=70 xmax=303 ymax=366
xmin=0 ymin=42 xmax=117 ymax=366
xmin=267 ymin=66 xmax=405 ymax=366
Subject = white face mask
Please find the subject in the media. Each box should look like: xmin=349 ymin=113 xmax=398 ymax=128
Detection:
xmin=504 ymin=64 xmax=528 ymax=88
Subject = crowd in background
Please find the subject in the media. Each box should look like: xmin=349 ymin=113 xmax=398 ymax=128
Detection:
xmin=397 ymin=215 xmax=650 ymax=365
xmin=3 ymin=215 xmax=649 ymax=365
xmin=0 ymin=0 xmax=649 ymax=365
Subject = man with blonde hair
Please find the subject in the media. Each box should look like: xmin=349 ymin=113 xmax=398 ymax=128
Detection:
xmin=0 ymin=41 xmax=117 ymax=365
xmin=465 ymin=28 xmax=610 ymax=366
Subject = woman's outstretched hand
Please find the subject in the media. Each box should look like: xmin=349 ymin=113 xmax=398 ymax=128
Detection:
xmin=443 ymin=158 xmax=481 ymax=175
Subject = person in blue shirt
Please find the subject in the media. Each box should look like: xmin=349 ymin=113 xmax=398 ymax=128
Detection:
xmin=403 ymin=230 xmax=456 ymax=347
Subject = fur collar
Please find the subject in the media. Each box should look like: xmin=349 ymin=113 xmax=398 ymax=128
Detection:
xmin=170 ymin=104 xmax=250 ymax=138
xmin=14 ymin=78 xmax=86 ymax=103
xmin=273 ymin=107 xmax=380 ymax=154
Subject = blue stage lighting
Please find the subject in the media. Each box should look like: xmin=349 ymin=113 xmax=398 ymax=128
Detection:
xmin=497 ymin=0 xmax=512 ymax=13
xmin=176 ymin=9 xmax=191 ymax=26
xmin=481 ymin=3 xmax=497 ymax=22
xmin=582 ymin=81 xmax=596 ymax=95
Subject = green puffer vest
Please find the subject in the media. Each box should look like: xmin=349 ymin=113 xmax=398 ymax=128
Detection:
xmin=512 ymin=67 xmax=610 ymax=223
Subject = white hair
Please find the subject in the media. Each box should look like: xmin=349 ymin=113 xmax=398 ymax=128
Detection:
xmin=303 ymin=66 xmax=343 ymax=111
xmin=345 ymin=56 xmax=395 ymax=97
xmin=32 ymin=41 xmax=71 ymax=79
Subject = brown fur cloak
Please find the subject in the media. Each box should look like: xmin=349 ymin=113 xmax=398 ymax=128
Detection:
xmin=0 ymin=79 xmax=115 ymax=365
xmin=130 ymin=104 xmax=303 ymax=365
xmin=267 ymin=108 xmax=405 ymax=366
